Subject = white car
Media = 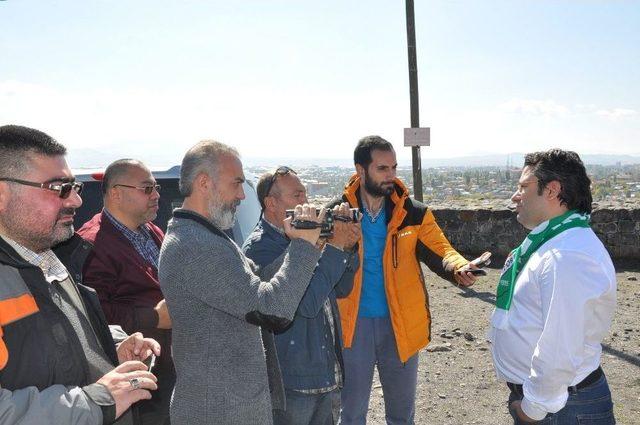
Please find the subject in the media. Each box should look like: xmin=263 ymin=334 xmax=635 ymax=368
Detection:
xmin=73 ymin=166 xmax=261 ymax=245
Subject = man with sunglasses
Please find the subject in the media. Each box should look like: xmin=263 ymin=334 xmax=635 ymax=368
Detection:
xmin=243 ymin=166 xmax=361 ymax=425
xmin=0 ymin=125 xmax=160 ymax=424
xmin=78 ymin=159 xmax=174 ymax=425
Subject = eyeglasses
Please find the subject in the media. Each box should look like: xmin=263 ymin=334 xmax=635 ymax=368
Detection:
xmin=0 ymin=177 xmax=83 ymax=199
xmin=113 ymin=184 xmax=161 ymax=195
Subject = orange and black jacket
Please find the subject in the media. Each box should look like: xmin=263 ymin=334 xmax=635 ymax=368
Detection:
xmin=330 ymin=175 xmax=469 ymax=362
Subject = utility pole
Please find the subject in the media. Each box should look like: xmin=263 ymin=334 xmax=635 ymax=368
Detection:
xmin=405 ymin=0 xmax=424 ymax=201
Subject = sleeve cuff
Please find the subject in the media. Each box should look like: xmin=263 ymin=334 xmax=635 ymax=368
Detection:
xmin=108 ymin=325 xmax=128 ymax=344
xmin=321 ymin=244 xmax=351 ymax=271
xmin=82 ymin=383 xmax=116 ymax=425
xmin=323 ymin=243 xmax=349 ymax=259
xmin=449 ymin=257 xmax=469 ymax=272
xmin=325 ymin=242 xmax=344 ymax=252
xmin=135 ymin=307 xmax=160 ymax=329
xmin=520 ymin=397 xmax=549 ymax=422
xmin=289 ymin=238 xmax=322 ymax=256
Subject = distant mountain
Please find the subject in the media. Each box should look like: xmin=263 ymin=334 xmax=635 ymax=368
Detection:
xmin=243 ymin=153 xmax=640 ymax=168
xmin=580 ymin=154 xmax=640 ymax=166
xmin=68 ymin=147 xmax=187 ymax=170
xmin=68 ymin=148 xmax=640 ymax=170
xmin=68 ymin=148 xmax=121 ymax=169
xmin=417 ymin=153 xmax=640 ymax=168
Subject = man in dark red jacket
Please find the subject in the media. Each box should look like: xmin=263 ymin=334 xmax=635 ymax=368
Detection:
xmin=78 ymin=159 xmax=174 ymax=425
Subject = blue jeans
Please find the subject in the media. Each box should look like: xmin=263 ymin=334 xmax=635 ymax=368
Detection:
xmin=273 ymin=389 xmax=338 ymax=425
xmin=508 ymin=374 xmax=615 ymax=424
xmin=340 ymin=317 xmax=418 ymax=425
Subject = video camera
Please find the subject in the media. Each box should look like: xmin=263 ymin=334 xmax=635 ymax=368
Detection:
xmin=286 ymin=207 xmax=360 ymax=238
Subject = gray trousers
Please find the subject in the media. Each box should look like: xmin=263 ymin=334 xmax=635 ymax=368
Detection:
xmin=339 ymin=317 xmax=418 ymax=425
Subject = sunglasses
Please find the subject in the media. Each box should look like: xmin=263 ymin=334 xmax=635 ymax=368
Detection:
xmin=264 ymin=166 xmax=296 ymax=197
xmin=259 ymin=166 xmax=297 ymax=210
xmin=0 ymin=177 xmax=83 ymax=199
xmin=113 ymin=184 xmax=161 ymax=195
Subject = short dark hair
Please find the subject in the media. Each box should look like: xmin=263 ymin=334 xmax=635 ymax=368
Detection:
xmin=102 ymin=159 xmax=147 ymax=195
xmin=0 ymin=125 xmax=66 ymax=177
xmin=524 ymin=149 xmax=593 ymax=214
xmin=354 ymin=135 xmax=394 ymax=169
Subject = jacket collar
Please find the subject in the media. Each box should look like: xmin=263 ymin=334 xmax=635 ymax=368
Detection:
xmin=172 ymin=208 xmax=233 ymax=243
xmin=258 ymin=218 xmax=289 ymax=244
xmin=0 ymin=233 xmax=92 ymax=280
xmin=0 ymin=234 xmax=32 ymax=269
xmin=343 ymin=174 xmax=409 ymax=229
xmin=53 ymin=234 xmax=93 ymax=280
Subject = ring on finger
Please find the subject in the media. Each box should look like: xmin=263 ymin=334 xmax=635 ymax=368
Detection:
xmin=129 ymin=377 xmax=141 ymax=390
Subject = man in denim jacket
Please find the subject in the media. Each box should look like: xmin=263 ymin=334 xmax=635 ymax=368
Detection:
xmin=243 ymin=167 xmax=360 ymax=425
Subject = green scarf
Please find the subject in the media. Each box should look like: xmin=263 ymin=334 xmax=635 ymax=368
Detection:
xmin=492 ymin=210 xmax=590 ymax=328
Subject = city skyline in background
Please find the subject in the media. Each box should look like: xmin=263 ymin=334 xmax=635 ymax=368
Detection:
xmin=1 ymin=1 xmax=639 ymax=167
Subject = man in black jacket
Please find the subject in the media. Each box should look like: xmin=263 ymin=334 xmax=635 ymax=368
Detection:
xmin=0 ymin=125 xmax=160 ymax=425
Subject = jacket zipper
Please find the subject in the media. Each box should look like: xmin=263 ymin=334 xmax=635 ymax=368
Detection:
xmin=392 ymin=234 xmax=398 ymax=268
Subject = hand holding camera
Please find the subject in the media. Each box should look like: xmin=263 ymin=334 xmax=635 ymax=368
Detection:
xmin=283 ymin=204 xmax=325 ymax=246
xmin=286 ymin=205 xmax=360 ymax=238
xmin=328 ymin=202 xmax=362 ymax=250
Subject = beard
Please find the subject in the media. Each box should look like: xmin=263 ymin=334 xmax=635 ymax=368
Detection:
xmin=0 ymin=206 xmax=75 ymax=252
xmin=363 ymin=170 xmax=394 ymax=197
xmin=208 ymin=192 xmax=240 ymax=230
xmin=52 ymin=208 xmax=77 ymax=244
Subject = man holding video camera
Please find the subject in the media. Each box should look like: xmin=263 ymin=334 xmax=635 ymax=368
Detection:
xmin=243 ymin=167 xmax=361 ymax=425
xmin=334 ymin=136 xmax=482 ymax=425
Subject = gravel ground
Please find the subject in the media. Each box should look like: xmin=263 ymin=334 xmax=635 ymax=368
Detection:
xmin=365 ymin=265 xmax=640 ymax=424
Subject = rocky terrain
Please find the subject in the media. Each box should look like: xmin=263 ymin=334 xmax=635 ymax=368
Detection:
xmin=365 ymin=266 xmax=640 ymax=424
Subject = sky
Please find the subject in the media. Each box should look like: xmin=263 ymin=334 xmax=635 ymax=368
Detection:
xmin=1 ymin=0 xmax=639 ymax=167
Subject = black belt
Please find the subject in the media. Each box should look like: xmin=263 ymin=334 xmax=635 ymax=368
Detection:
xmin=507 ymin=366 xmax=603 ymax=395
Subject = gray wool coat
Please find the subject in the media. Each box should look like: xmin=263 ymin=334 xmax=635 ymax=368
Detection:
xmin=158 ymin=209 xmax=321 ymax=425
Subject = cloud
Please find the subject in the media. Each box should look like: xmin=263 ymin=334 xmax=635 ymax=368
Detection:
xmin=499 ymin=99 xmax=569 ymax=117
xmin=0 ymin=80 xmax=410 ymax=166
xmin=2 ymin=80 xmax=638 ymax=167
xmin=498 ymin=99 xmax=639 ymax=122
xmin=595 ymin=108 xmax=639 ymax=120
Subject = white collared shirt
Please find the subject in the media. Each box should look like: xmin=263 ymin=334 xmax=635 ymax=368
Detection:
xmin=488 ymin=226 xmax=616 ymax=420
xmin=1 ymin=235 xmax=69 ymax=283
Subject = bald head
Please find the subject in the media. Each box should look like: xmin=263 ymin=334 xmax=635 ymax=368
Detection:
xmin=102 ymin=159 xmax=160 ymax=230
xmin=102 ymin=159 xmax=150 ymax=195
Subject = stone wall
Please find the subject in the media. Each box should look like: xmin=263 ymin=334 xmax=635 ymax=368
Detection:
xmin=431 ymin=207 xmax=640 ymax=263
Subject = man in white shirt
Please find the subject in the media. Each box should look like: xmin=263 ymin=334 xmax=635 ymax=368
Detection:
xmin=489 ymin=149 xmax=616 ymax=424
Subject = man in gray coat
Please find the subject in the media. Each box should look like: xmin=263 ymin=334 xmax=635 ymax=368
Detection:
xmin=159 ymin=140 xmax=324 ymax=425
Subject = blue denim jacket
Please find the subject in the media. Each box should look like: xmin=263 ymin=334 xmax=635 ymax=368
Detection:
xmin=243 ymin=219 xmax=358 ymax=391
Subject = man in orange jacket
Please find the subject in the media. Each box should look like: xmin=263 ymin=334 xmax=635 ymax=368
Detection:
xmin=334 ymin=136 xmax=481 ymax=424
